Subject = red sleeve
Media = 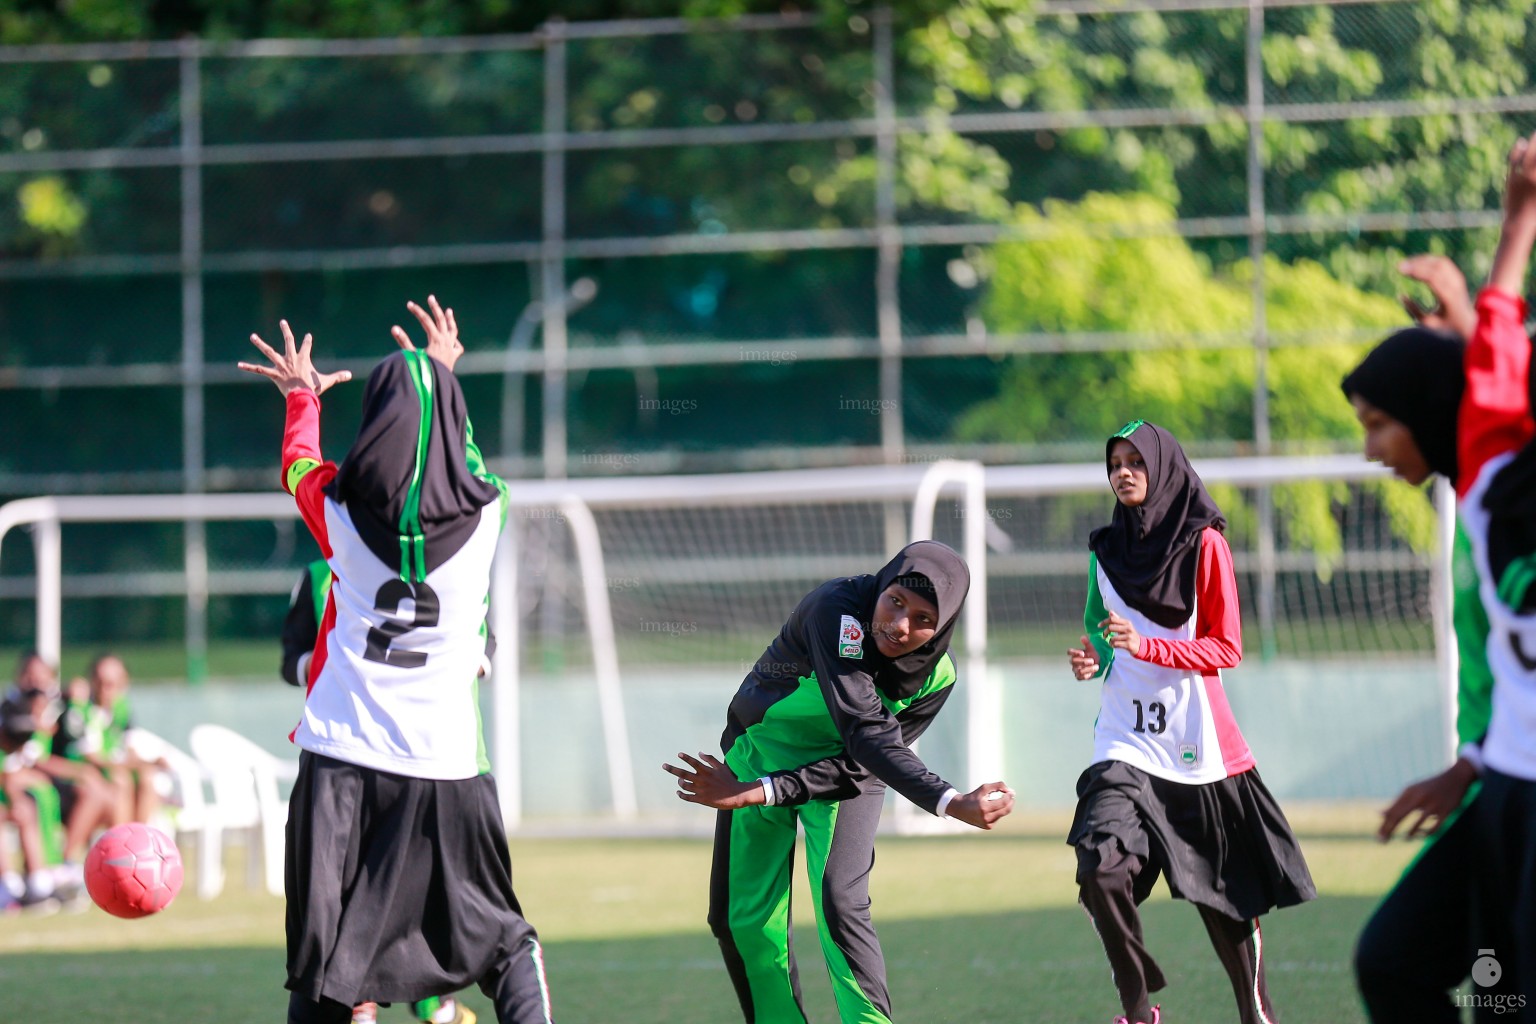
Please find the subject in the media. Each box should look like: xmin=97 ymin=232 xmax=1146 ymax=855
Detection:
xmin=282 ymin=388 xmax=337 ymax=557
xmin=1459 ymin=287 xmax=1534 ymax=499
xmin=1135 ymin=529 xmax=1242 ymax=671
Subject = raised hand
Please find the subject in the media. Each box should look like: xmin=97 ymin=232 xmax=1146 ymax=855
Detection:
xmin=392 ymin=294 xmax=464 ymax=372
xmin=1069 ymin=635 xmax=1101 ymax=680
xmin=238 ymin=320 xmax=352 ymax=396
xmin=1490 ymin=129 xmax=1536 ymax=297
xmin=663 ymin=751 xmax=764 ymax=810
xmin=1506 ymin=130 xmax=1536 ymax=217
xmin=1398 ymin=255 xmax=1475 ymax=340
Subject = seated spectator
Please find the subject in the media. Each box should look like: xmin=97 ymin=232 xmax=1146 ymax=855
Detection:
xmin=9 ymin=660 xmax=113 ymax=898
xmin=54 ymin=655 xmax=167 ymax=825
xmin=0 ymin=689 xmax=65 ymax=910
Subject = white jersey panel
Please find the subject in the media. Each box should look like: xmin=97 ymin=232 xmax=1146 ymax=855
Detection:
xmin=1462 ymin=453 xmax=1536 ymax=782
xmin=293 ymin=498 xmax=498 ymax=781
xmin=1092 ymin=567 xmax=1227 ymax=785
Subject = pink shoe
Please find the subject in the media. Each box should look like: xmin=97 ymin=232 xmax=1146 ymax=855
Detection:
xmin=1113 ymin=1009 xmax=1161 ymax=1024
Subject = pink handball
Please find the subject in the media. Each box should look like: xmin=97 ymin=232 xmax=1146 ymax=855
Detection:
xmin=84 ymin=822 xmax=184 ymax=918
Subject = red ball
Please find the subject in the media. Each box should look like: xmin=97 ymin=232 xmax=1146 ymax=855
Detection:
xmin=84 ymin=823 xmax=184 ymax=919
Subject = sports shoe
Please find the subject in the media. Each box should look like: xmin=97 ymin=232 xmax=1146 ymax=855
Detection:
xmin=1114 ymin=1008 xmax=1160 ymax=1024
xmin=16 ymin=889 xmax=60 ymax=916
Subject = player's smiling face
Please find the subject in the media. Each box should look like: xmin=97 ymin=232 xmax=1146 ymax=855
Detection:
xmin=1350 ymin=394 xmax=1431 ymax=486
xmin=1108 ymin=439 xmax=1149 ymax=507
xmin=870 ymin=583 xmax=940 ymax=657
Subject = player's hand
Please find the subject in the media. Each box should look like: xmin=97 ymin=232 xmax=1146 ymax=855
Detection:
xmin=238 ymin=320 xmax=352 ymax=396
xmin=1069 ymin=636 xmax=1100 ymax=680
xmin=1505 ymin=130 xmax=1536 ymax=218
xmin=1398 ymin=255 xmax=1476 ymax=341
xmin=1376 ymin=757 xmax=1478 ymax=841
xmin=946 ymin=782 xmax=1014 ymax=830
xmin=663 ymin=752 xmax=765 ymax=810
xmin=1098 ymin=611 xmax=1142 ymax=657
xmin=392 ymin=294 xmax=464 ymax=372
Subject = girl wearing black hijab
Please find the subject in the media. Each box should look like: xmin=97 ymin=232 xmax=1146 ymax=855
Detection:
xmin=664 ymin=540 xmax=1013 ymax=1024
xmin=239 ymin=300 xmax=554 ymax=1024
xmin=1343 ymin=269 xmax=1508 ymax=1021
xmin=1066 ymin=420 xmax=1314 ymax=1024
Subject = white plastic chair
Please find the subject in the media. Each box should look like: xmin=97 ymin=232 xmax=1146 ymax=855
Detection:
xmin=187 ymin=723 xmax=294 ymax=899
xmin=124 ymin=727 xmax=211 ymax=877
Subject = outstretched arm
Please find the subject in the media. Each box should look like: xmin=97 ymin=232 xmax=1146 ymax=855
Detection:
xmin=238 ymin=321 xmax=350 ymax=547
xmin=1460 ymin=131 xmax=1536 ymax=497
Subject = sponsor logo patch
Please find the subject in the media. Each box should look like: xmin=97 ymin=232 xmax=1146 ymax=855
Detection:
xmin=838 ymin=614 xmax=864 ymax=660
xmin=1179 ymin=743 xmax=1199 ymax=766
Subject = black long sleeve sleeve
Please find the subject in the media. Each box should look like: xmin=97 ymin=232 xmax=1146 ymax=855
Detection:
xmin=766 ymin=684 xmax=954 ymax=807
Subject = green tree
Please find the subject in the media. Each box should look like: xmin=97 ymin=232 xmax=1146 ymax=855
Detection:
xmin=955 ymin=191 xmax=1433 ymax=561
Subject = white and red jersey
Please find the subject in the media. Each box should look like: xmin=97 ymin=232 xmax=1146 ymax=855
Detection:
xmin=1458 ymin=287 xmax=1536 ymax=782
xmin=1087 ymin=527 xmax=1254 ymax=784
xmin=281 ymin=388 xmax=502 ymax=781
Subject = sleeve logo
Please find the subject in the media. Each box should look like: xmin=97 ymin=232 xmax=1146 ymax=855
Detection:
xmin=838 ymin=614 xmax=864 ymax=660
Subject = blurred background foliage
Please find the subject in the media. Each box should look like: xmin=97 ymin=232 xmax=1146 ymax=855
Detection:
xmin=0 ymin=0 xmax=1526 ymax=644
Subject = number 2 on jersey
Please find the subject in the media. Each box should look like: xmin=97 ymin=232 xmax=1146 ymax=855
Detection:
xmin=1131 ymin=699 xmax=1166 ymax=734
xmin=364 ymin=579 xmax=440 ymax=667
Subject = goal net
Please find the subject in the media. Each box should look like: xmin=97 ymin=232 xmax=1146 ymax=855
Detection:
xmin=0 ymin=454 xmax=1454 ymax=831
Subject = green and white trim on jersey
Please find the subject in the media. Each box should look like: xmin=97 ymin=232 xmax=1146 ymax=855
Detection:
xmin=723 ymin=655 xmax=957 ymax=784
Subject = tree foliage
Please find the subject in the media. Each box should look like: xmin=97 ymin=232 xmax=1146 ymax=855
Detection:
xmin=954 ymin=191 xmax=1433 ymax=559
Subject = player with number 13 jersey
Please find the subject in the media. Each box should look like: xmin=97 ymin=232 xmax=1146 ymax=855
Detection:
xmin=1066 ymin=420 xmax=1314 ymax=1024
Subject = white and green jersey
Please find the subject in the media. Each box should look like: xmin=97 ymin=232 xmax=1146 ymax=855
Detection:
xmin=1084 ymin=528 xmax=1254 ymax=785
xmin=279 ymin=354 xmax=508 ymax=782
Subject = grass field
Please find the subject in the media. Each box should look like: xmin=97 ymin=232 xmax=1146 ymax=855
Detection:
xmin=0 ymin=807 xmax=1435 ymax=1023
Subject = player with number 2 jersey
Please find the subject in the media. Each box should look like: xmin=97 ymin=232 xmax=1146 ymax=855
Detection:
xmin=240 ymin=300 xmax=553 ymax=1024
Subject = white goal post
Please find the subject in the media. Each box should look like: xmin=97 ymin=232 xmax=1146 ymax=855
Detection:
xmin=0 ymin=454 xmax=1453 ymax=829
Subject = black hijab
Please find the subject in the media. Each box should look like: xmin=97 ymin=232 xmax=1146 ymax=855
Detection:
xmin=1089 ymin=420 xmax=1226 ymax=630
xmin=325 ymin=350 xmax=501 ymax=580
xmin=1341 ymin=326 xmax=1465 ymax=484
xmin=863 ymin=540 xmax=971 ymax=696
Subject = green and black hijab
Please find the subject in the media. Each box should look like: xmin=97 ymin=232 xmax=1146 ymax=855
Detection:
xmin=1090 ymin=420 xmax=1225 ymax=630
xmin=326 ymin=350 xmax=501 ymax=581
xmin=863 ymin=540 xmax=970 ymax=697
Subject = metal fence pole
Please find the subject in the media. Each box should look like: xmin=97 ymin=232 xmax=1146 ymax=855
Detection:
xmin=1431 ymin=476 xmax=1459 ymax=760
xmin=541 ymin=22 xmax=569 ymax=483
xmin=181 ymin=40 xmax=209 ymax=683
xmin=538 ymin=24 xmax=570 ymax=679
xmin=874 ymin=7 xmax=908 ymax=553
xmin=1246 ymin=0 xmax=1278 ymax=660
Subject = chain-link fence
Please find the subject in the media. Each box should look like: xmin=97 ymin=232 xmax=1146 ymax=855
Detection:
xmin=0 ymin=0 xmax=1523 ymax=660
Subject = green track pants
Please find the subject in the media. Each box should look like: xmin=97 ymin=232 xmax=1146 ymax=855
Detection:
xmin=708 ymin=786 xmax=892 ymax=1023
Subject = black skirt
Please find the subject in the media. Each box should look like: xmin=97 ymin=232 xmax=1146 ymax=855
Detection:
xmin=1067 ymin=759 xmax=1317 ymax=921
xmin=285 ymin=751 xmax=540 ymax=1007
